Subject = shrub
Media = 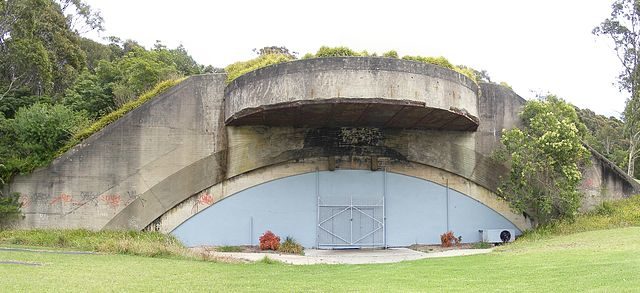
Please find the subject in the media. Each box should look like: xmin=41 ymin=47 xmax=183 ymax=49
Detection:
xmin=259 ymin=230 xmax=280 ymax=251
xmin=382 ymin=50 xmax=399 ymax=58
xmin=314 ymin=46 xmax=362 ymax=58
xmin=278 ymin=236 xmax=304 ymax=255
xmin=440 ymin=231 xmax=461 ymax=247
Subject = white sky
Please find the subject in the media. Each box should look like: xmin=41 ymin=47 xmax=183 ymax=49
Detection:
xmin=85 ymin=0 xmax=626 ymax=117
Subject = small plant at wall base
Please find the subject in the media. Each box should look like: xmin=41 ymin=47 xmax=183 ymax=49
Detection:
xmin=259 ymin=230 xmax=280 ymax=251
xmin=440 ymin=231 xmax=461 ymax=247
xmin=278 ymin=236 xmax=304 ymax=255
xmin=497 ymin=95 xmax=590 ymax=226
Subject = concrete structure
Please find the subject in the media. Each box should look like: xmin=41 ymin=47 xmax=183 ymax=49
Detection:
xmin=8 ymin=57 xmax=639 ymax=248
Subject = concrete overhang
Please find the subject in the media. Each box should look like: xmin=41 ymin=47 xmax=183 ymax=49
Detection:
xmin=224 ymin=57 xmax=480 ymax=131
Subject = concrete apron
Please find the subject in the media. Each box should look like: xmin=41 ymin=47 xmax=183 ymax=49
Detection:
xmin=205 ymin=248 xmax=493 ymax=265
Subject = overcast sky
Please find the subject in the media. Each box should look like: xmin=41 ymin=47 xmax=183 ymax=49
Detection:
xmin=85 ymin=0 xmax=626 ymax=117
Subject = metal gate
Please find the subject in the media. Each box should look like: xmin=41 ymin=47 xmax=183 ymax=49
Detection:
xmin=316 ymin=172 xmax=386 ymax=248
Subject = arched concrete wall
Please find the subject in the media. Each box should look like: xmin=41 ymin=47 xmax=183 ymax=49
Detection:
xmin=151 ymin=159 xmax=529 ymax=236
xmin=172 ymin=170 xmax=520 ymax=248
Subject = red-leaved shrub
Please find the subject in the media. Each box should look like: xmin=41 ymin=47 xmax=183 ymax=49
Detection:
xmin=259 ymin=230 xmax=280 ymax=251
xmin=440 ymin=231 xmax=461 ymax=247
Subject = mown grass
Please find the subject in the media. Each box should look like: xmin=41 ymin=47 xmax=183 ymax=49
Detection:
xmin=1 ymin=227 xmax=638 ymax=291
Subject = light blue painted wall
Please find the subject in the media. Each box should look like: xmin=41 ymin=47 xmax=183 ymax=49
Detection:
xmin=172 ymin=170 xmax=520 ymax=247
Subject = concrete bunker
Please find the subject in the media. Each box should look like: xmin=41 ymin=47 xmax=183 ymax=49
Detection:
xmin=7 ymin=57 xmax=639 ymax=249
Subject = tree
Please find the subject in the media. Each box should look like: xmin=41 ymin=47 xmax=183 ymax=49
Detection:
xmin=498 ymin=95 xmax=590 ymax=225
xmin=0 ymin=0 xmax=93 ymax=99
xmin=62 ymin=70 xmax=113 ymax=119
xmin=9 ymin=102 xmax=89 ymax=169
xmin=594 ymin=0 xmax=640 ymax=177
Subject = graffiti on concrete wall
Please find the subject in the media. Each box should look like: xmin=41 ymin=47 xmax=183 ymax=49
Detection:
xmin=191 ymin=192 xmax=215 ymax=214
xmin=20 ymin=189 xmax=142 ymax=215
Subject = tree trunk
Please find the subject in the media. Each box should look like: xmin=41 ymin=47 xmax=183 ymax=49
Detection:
xmin=628 ymin=141 xmax=636 ymax=176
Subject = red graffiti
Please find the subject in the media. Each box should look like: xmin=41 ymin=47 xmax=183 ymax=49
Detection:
xmin=19 ymin=195 xmax=31 ymax=208
xmin=100 ymin=194 xmax=121 ymax=208
xmin=582 ymin=178 xmax=595 ymax=189
xmin=50 ymin=193 xmax=73 ymax=205
xmin=198 ymin=193 xmax=214 ymax=205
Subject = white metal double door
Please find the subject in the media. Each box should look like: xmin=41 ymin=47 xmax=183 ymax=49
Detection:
xmin=317 ymin=193 xmax=385 ymax=248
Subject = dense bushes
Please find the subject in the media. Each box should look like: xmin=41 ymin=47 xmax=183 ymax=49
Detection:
xmin=0 ymin=103 xmax=89 ymax=179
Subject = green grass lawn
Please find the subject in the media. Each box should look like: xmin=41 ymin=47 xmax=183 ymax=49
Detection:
xmin=1 ymin=227 xmax=639 ymax=292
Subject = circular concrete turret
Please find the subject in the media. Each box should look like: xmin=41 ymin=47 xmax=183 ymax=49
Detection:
xmin=224 ymin=57 xmax=480 ymax=131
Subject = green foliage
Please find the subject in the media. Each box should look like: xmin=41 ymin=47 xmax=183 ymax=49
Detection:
xmin=382 ymin=50 xmax=399 ymax=58
xmin=576 ymin=108 xmax=628 ymax=173
xmin=499 ymin=95 xmax=590 ymax=225
xmin=594 ymin=0 xmax=640 ymax=177
xmin=58 ymin=78 xmax=184 ymax=155
xmin=225 ymin=53 xmax=293 ymax=83
xmin=0 ymin=192 xmax=22 ymax=226
xmin=0 ymin=0 xmax=88 ymax=98
xmin=0 ymin=102 xmax=89 ymax=179
xmin=61 ymin=70 xmax=114 ymax=119
xmin=314 ymin=46 xmax=363 ymax=57
xmin=277 ymin=236 xmax=304 ymax=255
xmin=520 ymin=195 xmax=640 ymax=240
xmin=0 ymin=229 xmax=188 ymax=257
xmin=402 ymin=55 xmax=477 ymax=82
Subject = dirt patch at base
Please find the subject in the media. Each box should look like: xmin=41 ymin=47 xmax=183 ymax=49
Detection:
xmin=409 ymin=243 xmax=493 ymax=253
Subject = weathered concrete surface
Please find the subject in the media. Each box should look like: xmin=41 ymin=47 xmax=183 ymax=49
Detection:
xmin=475 ymin=83 xmax=525 ymax=154
xmin=581 ymin=146 xmax=640 ymax=210
xmin=225 ymin=57 xmax=479 ymax=131
xmin=8 ymin=74 xmax=226 ymax=229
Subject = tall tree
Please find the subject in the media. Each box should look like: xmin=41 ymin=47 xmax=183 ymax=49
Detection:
xmin=0 ymin=0 xmax=102 ymax=100
xmin=594 ymin=0 xmax=640 ymax=176
xmin=499 ymin=96 xmax=590 ymax=225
